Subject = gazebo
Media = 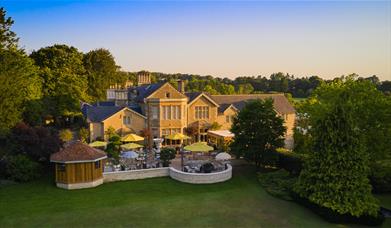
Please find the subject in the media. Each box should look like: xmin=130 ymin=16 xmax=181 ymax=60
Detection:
xmin=50 ymin=141 xmax=107 ymax=190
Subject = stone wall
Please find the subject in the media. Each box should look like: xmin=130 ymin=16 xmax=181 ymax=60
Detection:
xmin=103 ymin=167 xmax=169 ymax=182
xmin=169 ymin=164 xmax=232 ymax=184
xmin=102 ymin=165 xmax=233 ymax=184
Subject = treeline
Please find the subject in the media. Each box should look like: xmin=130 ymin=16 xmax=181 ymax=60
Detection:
xmin=135 ymin=72 xmax=391 ymax=98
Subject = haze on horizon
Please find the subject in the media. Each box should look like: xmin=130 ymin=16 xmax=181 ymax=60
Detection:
xmin=3 ymin=1 xmax=391 ymax=80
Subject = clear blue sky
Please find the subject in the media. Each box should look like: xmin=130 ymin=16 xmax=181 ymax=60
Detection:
xmin=3 ymin=0 xmax=391 ymax=80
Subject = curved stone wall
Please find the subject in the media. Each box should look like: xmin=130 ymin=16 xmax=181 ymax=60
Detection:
xmin=169 ymin=164 xmax=232 ymax=184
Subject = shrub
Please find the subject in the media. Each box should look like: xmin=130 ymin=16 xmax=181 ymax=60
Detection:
xmin=258 ymin=169 xmax=297 ymax=201
xmin=369 ymin=160 xmax=391 ymax=193
xmin=58 ymin=129 xmax=73 ymax=143
xmin=273 ymin=148 xmax=306 ymax=175
xmin=160 ymin=148 xmax=176 ymax=167
xmin=78 ymin=128 xmax=89 ymax=143
xmin=292 ymin=193 xmax=385 ymax=226
xmin=200 ymin=163 xmax=214 ymax=173
xmin=6 ymin=155 xmax=41 ymax=182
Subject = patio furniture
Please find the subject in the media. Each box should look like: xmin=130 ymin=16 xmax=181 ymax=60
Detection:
xmin=120 ymin=151 xmax=139 ymax=159
xmin=121 ymin=133 xmax=144 ymax=142
xmin=120 ymin=143 xmax=144 ymax=150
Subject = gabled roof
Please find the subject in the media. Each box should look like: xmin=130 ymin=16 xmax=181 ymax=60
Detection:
xmin=134 ymin=83 xmax=165 ymax=102
xmin=218 ymin=104 xmax=238 ymax=114
xmin=185 ymin=92 xmax=202 ymax=103
xmin=85 ymin=106 xmax=146 ymax=123
xmin=210 ymin=94 xmax=295 ymax=114
xmin=50 ymin=141 xmax=107 ymax=163
xmin=86 ymin=106 xmax=124 ymax=122
xmin=187 ymin=92 xmax=219 ymax=107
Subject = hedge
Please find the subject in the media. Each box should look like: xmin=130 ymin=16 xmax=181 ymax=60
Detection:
xmin=369 ymin=160 xmax=391 ymax=193
xmin=273 ymin=148 xmax=307 ymax=175
xmin=292 ymin=193 xmax=385 ymax=226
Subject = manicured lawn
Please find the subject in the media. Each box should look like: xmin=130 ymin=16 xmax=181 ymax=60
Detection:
xmin=0 ymin=165 xmax=389 ymax=227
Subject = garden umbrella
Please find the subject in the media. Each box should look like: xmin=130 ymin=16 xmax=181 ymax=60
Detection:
xmin=120 ymin=151 xmax=139 ymax=159
xmin=88 ymin=141 xmax=107 ymax=148
xmin=121 ymin=133 xmax=144 ymax=142
xmin=165 ymin=133 xmax=190 ymax=140
xmin=215 ymin=152 xmax=231 ymax=160
xmin=120 ymin=143 xmax=144 ymax=150
xmin=184 ymin=142 xmax=214 ymax=152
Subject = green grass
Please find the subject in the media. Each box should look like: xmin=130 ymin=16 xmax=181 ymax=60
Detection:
xmin=0 ymin=165 xmax=389 ymax=227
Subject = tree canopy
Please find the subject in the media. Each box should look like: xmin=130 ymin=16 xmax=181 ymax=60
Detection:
xmin=294 ymin=96 xmax=379 ymax=217
xmin=0 ymin=7 xmax=19 ymax=50
xmin=30 ymin=44 xmax=89 ymax=117
xmin=83 ymin=48 xmax=119 ymax=101
xmin=230 ymin=99 xmax=286 ymax=168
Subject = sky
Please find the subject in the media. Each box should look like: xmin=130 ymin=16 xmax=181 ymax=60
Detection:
xmin=2 ymin=0 xmax=391 ymax=80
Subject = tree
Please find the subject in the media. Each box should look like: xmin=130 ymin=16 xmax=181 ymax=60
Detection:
xmin=8 ymin=122 xmax=61 ymax=164
xmin=230 ymin=99 xmax=286 ymax=168
xmin=30 ymin=44 xmax=89 ymax=119
xmin=299 ymin=78 xmax=391 ymax=162
xmin=105 ymin=126 xmax=117 ymax=139
xmin=105 ymin=135 xmax=121 ymax=163
xmin=0 ymin=7 xmax=19 ymax=50
xmin=236 ymin=83 xmax=254 ymax=94
xmin=209 ymin=122 xmax=222 ymax=131
xmin=83 ymin=49 xmax=119 ymax=101
xmin=59 ymin=129 xmax=73 ymax=143
xmin=0 ymin=8 xmax=42 ymax=133
xmin=294 ymin=99 xmax=379 ymax=217
xmin=78 ymin=128 xmax=89 ymax=143
xmin=160 ymin=147 xmax=176 ymax=167
xmin=0 ymin=50 xmax=42 ymax=134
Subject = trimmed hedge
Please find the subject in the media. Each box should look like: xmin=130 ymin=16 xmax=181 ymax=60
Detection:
xmin=292 ymin=193 xmax=385 ymax=226
xmin=273 ymin=148 xmax=306 ymax=175
xmin=257 ymin=169 xmax=297 ymax=201
xmin=369 ymin=161 xmax=391 ymax=193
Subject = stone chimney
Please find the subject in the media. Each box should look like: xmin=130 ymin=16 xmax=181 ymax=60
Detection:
xmin=137 ymin=71 xmax=151 ymax=86
xmin=177 ymin=80 xmax=185 ymax=93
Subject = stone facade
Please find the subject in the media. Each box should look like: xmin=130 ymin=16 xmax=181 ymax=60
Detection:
xmin=102 ymin=166 xmax=232 ymax=185
xmin=86 ymin=72 xmax=296 ymax=146
xmin=103 ymin=168 xmax=170 ymax=182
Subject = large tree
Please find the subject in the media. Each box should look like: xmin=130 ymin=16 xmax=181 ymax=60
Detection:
xmin=0 ymin=8 xmax=42 ymax=133
xmin=294 ymin=97 xmax=379 ymax=217
xmin=83 ymin=48 xmax=119 ymax=101
xmin=230 ymin=99 xmax=286 ymax=168
xmin=0 ymin=7 xmax=19 ymax=50
xmin=30 ymin=44 xmax=89 ymax=118
xmin=297 ymin=77 xmax=391 ymax=161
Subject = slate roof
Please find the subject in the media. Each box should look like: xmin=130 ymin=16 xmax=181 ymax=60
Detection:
xmin=85 ymin=106 xmax=124 ymax=122
xmin=218 ymin=103 xmax=233 ymax=113
xmin=50 ymin=141 xmax=107 ymax=163
xmin=210 ymin=94 xmax=295 ymax=114
xmin=134 ymin=83 xmax=165 ymax=102
xmin=185 ymin=92 xmax=202 ymax=103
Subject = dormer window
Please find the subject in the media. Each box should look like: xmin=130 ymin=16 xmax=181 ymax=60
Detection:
xmin=165 ymin=92 xmax=171 ymax=98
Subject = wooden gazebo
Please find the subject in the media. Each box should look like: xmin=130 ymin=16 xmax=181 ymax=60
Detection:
xmin=50 ymin=141 xmax=107 ymax=190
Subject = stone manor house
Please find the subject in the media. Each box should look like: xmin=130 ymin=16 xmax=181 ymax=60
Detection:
xmin=82 ymin=72 xmax=296 ymax=147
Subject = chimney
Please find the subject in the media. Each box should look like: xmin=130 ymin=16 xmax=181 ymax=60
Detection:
xmin=137 ymin=71 xmax=151 ymax=86
xmin=178 ymin=80 xmax=185 ymax=93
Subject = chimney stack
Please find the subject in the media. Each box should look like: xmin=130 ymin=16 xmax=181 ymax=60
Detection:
xmin=137 ymin=71 xmax=151 ymax=86
xmin=178 ymin=80 xmax=185 ymax=94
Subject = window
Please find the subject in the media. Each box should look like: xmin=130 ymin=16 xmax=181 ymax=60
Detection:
xmin=151 ymin=106 xmax=158 ymax=119
xmin=195 ymin=106 xmax=209 ymax=119
xmin=162 ymin=106 xmax=181 ymax=120
xmin=165 ymin=92 xmax=170 ymax=98
xmin=226 ymin=116 xmax=230 ymax=123
xmin=58 ymin=164 xmax=66 ymax=172
xmin=95 ymin=161 xmax=100 ymax=169
xmin=123 ymin=115 xmax=132 ymax=125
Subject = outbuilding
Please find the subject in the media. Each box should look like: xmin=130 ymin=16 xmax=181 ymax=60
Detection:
xmin=50 ymin=141 xmax=107 ymax=190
